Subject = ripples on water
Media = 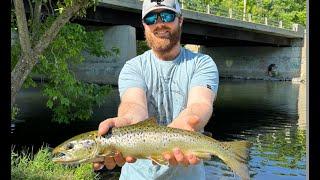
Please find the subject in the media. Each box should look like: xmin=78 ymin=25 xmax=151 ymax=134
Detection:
xmin=12 ymin=80 xmax=306 ymax=179
xmin=203 ymin=80 xmax=306 ymax=179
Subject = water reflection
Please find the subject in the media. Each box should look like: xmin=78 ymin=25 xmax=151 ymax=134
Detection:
xmin=249 ymin=128 xmax=306 ymax=177
xmin=297 ymin=82 xmax=306 ymax=129
xmin=12 ymin=79 xmax=306 ymax=179
xmin=204 ymin=80 xmax=306 ymax=179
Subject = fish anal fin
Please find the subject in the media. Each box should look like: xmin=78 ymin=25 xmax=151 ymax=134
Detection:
xmin=148 ymin=155 xmax=168 ymax=165
xmin=192 ymin=151 xmax=212 ymax=160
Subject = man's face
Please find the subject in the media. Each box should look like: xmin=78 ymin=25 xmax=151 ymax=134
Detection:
xmin=143 ymin=9 xmax=183 ymax=53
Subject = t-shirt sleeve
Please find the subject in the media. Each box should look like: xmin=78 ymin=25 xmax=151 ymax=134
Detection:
xmin=190 ymin=55 xmax=219 ymax=93
xmin=118 ymin=60 xmax=147 ymax=97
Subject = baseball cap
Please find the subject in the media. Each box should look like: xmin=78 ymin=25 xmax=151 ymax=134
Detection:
xmin=142 ymin=0 xmax=182 ymax=19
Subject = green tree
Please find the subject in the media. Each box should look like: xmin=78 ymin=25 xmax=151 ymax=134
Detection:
xmin=11 ymin=0 xmax=117 ymax=123
xmin=137 ymin=40 xmax=150 ymax=55
xmin=183 ymin=0 xmax=306 ymax=26
xmin=12 ymin=0 xmax=91 ymax=106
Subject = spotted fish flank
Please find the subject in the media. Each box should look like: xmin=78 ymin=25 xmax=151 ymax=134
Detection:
xmin=52 ymin=117 xmax=252 ymax=180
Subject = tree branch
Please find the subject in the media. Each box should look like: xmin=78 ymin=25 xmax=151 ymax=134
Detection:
xmin=31 ymin=0 xmax=43 ymax=43
xmin=33 ymin=2 xmax=85 ymax=57
xmin=13 ymin=0 xmax=32 ymax=60
xmin=11 ymin=0 xmax=91 ymax=106
xmin=27 ymin=0 xmax=34 ymax=23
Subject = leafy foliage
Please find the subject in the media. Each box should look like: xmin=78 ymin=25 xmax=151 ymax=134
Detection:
xmin=11 ymin=146 xmax=100 ymax=179
xmin=56 ymin=0 xmax=98 ymax=17
xmin=181 ymin=0 xmax=306 ymax=27
xmin=11 ymin=105 xmax=20 ymax=122
xmin=11 ymin=11 xmax=118 ymax=123
xmin=253 ymin=128 xmax=306 ymax=169
xmin=137 ymin=40 xmax=150 ymax=55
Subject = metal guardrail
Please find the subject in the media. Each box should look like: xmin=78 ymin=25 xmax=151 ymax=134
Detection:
xmin=138 ymin=0 xmax=298 ymax=31
xmin=179 ymin=0 xmax=297 ymax=31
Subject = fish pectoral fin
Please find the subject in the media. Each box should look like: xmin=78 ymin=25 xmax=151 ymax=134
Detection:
xmin=148 ymin=155 xmax=168 ymax=165
xmin=99 ymin=149 xmax=116 ymax=157
xmin=92 ymin=155 xmax=106 ymax=163
xmin=192 ymin=151 xmax=212 ymax=160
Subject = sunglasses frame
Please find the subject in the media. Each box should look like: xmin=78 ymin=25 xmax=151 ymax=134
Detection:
xmin=143 ymin=10 xmax=179 ymax=25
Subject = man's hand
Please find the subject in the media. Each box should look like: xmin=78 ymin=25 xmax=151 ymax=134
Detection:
xmin=162 ymin=148 xmax=200 ymax=166
xmin=164 ymin=115 xmax=201 ymax=166
xmin=93 ymin=117 xmax=137 ymax=171
xmin=168 ymin=115 xmax=200 ymax=131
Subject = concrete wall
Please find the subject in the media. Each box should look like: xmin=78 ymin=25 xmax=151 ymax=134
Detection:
xmin=12 ymin=24 xmax=306 ymax=84
xmin=198 ymin=43 xmax=304 ymax=80
xmin=300 ymin=31 xmax=307 ymax=82
xmin=70 ymin=25 xmax=137 ymax=85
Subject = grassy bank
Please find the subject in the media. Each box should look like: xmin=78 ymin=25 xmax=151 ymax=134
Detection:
xmin=11 ymin=146 xmax=101 ymax=180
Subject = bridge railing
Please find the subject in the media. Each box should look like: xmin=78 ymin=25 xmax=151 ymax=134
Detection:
xmin=176 ymin=0 xmax=296 ymax=31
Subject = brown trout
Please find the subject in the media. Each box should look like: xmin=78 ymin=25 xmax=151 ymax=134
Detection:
xmin=52 ymin=117 xmax=251 ymax=179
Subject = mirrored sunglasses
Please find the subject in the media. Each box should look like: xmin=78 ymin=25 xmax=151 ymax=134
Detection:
xmin=143 ymin=10 xmax=177 ymax=25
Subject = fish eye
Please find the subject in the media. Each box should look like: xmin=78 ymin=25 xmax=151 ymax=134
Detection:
xmin=66 ymin=143 xmax=74 ymax=150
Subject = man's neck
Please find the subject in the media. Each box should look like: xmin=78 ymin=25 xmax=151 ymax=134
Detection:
xmin=152 ymin=43 xmax=181 ymax=61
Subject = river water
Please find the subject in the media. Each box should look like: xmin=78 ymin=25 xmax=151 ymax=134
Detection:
xmin=12 ymin=79 xmax=307 ymax=179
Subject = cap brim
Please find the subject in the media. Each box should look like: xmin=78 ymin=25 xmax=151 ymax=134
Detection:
xmin=142 ymin=6 xmax=180 ymax=19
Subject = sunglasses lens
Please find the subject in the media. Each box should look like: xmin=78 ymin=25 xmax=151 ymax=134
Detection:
xmin=144 ymin=13 xmax=157 ymax=25
xmin=144 ymin=10 xmax=177 ymax=25
xmin=160 ymin=11 xmax=176 ymax=23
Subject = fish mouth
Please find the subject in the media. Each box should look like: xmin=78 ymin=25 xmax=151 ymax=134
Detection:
xmin=52 ymin=151 xmax=78 ymax=164
xmin=52 ymin=152 xmax=68 ymax=162
xmin=52 ymin=151 xmax=90 ymax=165
xmin=52 ymin=152 xmax=66 ymax=159
xmin=52 ymin=152 xmax=92 ymax=165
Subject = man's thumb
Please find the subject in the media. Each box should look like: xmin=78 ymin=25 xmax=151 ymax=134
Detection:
xmin=98 ymin=119 xmax=115 ymax=136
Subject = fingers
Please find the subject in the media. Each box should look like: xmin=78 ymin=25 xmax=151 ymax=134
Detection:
xmin=164 ymin=148 xmax=200 ymax=166
xmin=94 ymin=117 xmax=135 ymax=171
xmin=93 ymin=162 xmax=104 ymax=171
xmin=114 ymin=152 xmax=126 ymax=167
xmin=163 ymin=153 xmax=178 ymax=166
xmin=104 ymin=155 xmax=135 ymax=169
xmin=93 ymin=154 xmax=135 ymax=171
xmin=98 ymin=118 xmax=115 ymax=136
xmin=98 ymin=117 xmax=132 ymax=136
xmin=104 ymin=156 xmax=116 ymax=170
xmin=186 ymin=154 xmax=200 ymax=165
xmin=113 ymin=152 xmax=136 ymax=166
xmin=173 ymin=148 xmax=189 ymax=166
xmin=125 ymin=156 xmax=137 ymax=163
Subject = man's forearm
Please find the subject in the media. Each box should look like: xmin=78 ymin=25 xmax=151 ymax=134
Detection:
xmin=118 ymin=101 xmax=148 ymax=124
xmin=174 ymin=103 xmax=213 ymax=131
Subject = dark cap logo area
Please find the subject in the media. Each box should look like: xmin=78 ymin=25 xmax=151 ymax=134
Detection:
xmin=151 ymin=0 xmax=164 ymax=5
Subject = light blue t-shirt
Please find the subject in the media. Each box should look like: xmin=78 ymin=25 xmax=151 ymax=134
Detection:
xmin=118 ymin=47 xmax=219 ymax=180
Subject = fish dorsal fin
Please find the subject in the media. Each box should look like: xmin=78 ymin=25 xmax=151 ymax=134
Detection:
xmin=135 ymin=117 xmax=158 ymax=127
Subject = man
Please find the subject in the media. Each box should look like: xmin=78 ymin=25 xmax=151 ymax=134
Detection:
xmin=93 ymin=0 xmax=219 ymax=179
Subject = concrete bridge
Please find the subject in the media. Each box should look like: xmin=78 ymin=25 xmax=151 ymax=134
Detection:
xmin=67 ymin=0 xmax=306 ymax=84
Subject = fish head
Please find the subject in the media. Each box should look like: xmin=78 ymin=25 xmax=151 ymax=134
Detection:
xmin=52 ymin=131 xmax=100 ymax=164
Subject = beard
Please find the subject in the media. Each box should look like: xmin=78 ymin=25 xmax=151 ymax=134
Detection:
xmin=145 ymin=23 xmax=181 ymax=53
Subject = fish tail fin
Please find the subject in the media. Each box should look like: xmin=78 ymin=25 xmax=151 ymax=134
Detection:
xmin=216 ymin=141 xmax=252 ymax=180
